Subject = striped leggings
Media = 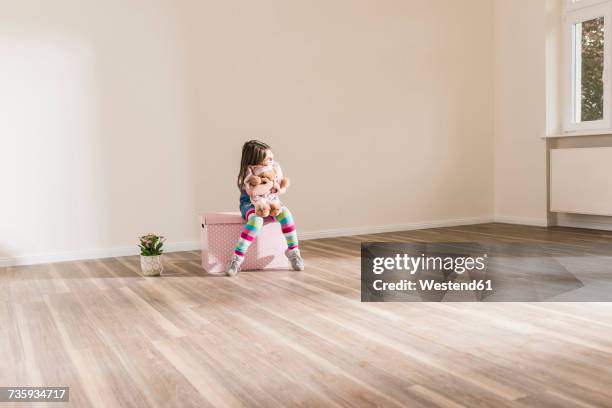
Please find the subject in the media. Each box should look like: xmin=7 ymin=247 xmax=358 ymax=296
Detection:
xmin=234 ymin=206 xmax=298 ymax=257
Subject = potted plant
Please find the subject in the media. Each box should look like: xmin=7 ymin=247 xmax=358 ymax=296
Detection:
xmin=139 ymin=233 xmax=166 ymax=276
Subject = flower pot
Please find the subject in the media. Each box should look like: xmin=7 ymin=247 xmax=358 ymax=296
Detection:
xmin=140 ymin=255 xmax=163 ymax=276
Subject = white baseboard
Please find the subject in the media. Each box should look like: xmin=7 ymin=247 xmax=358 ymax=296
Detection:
xmin=299 ymin=216 xmax=496 ymax=240
xmin=493 ymin=216 xmax=549 ymax=227
xmin=0 ymin=241 xmax=200 ymax=267
xmin=554 ymin=213 xmax=612 ymax=231
xmin=556 ymin=220 xmax=612 ymax=231
xmin=1 ymin=216 xmax=499 ymax=267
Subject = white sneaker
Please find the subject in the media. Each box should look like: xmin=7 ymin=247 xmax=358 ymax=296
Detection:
xmin=226 ymin=254 xmax=243 ymax=276
xmin=285 ymin=249 xmax=304 ymax=271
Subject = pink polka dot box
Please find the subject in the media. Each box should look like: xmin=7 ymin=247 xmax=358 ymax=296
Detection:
xmin=200 ymin=212 xmax=290 ymax=273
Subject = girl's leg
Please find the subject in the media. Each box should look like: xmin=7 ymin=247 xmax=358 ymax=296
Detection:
xmin=234 ymin=209 xmax=264 ymax=257
xmin=276 ymin=206 xmax=304 ymax=271
xmin=276 ymin=206 xmax=298 ymax=250
xmin=226 ymin=209 xmax=263 ymax=276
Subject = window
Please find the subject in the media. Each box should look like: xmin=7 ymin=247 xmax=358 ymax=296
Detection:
xmin=564 ymin=1 xmax=612 ymax=132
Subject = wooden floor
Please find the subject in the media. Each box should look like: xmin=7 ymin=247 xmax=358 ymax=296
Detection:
xmin=2 ymin=223 xmax=612 ymax=407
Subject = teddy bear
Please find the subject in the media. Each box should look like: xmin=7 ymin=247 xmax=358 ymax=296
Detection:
xmin=246 ymin=165 xmax=290 ymax=217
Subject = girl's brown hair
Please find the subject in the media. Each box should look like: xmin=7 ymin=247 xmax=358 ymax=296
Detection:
xmin=237 ymin=140 xmax=270 ymax=191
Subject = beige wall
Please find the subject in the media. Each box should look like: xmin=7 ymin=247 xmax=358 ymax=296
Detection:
xmin=189 ymin=0 xmax=495 ymax=232
xmin=0 ymin=0 xmax=201 ymax=262
xmin=1 ymin=0 xmax=495 ymax=263
xmin=493 ymin=0 xmax=550 ymax=226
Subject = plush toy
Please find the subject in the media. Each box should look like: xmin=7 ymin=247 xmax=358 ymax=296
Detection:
xmin=245 ymin=163 xmax=290 ymax=217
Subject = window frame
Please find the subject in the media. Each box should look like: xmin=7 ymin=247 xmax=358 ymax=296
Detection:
xmin=563 ymin=1 xmax=612 ymax=133
xmin=566 ymin=0 xmax=610 ymax=12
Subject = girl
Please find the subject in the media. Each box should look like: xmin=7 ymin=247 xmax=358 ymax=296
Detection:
xmin=226 ymin=140 xmax=304 ymax=276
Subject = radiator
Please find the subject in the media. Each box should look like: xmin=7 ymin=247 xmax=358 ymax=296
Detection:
xmin=550 ymin=147 xmax=612 ymax=216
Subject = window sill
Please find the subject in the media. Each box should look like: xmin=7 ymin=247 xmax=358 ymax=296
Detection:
xmin=544 ymin=128 xmax=612 ymax=138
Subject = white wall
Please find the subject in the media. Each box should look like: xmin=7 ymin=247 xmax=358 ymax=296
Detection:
xmin=1 ymin=0 xmax=495 ymax=264
xmin=493 ymin=0 xmax=550 ymax=226
xmin=189 ymin=0 xmax=496 ymax=235
xmin=0 ymin=0 xmax=201 ymax=263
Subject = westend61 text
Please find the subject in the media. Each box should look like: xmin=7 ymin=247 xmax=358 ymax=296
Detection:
xmin=372 ymin=279 xmax=493 ymax=292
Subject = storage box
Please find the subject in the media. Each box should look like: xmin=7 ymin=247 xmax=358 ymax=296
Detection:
xmin=200 ymin=212 xmax=289 ymax=273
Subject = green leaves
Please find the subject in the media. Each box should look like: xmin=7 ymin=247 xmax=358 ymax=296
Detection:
xmin=581 ymin=17 xmax=604 ymax=122
xmin=139 ymin=233 xmax=166 ymax=256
